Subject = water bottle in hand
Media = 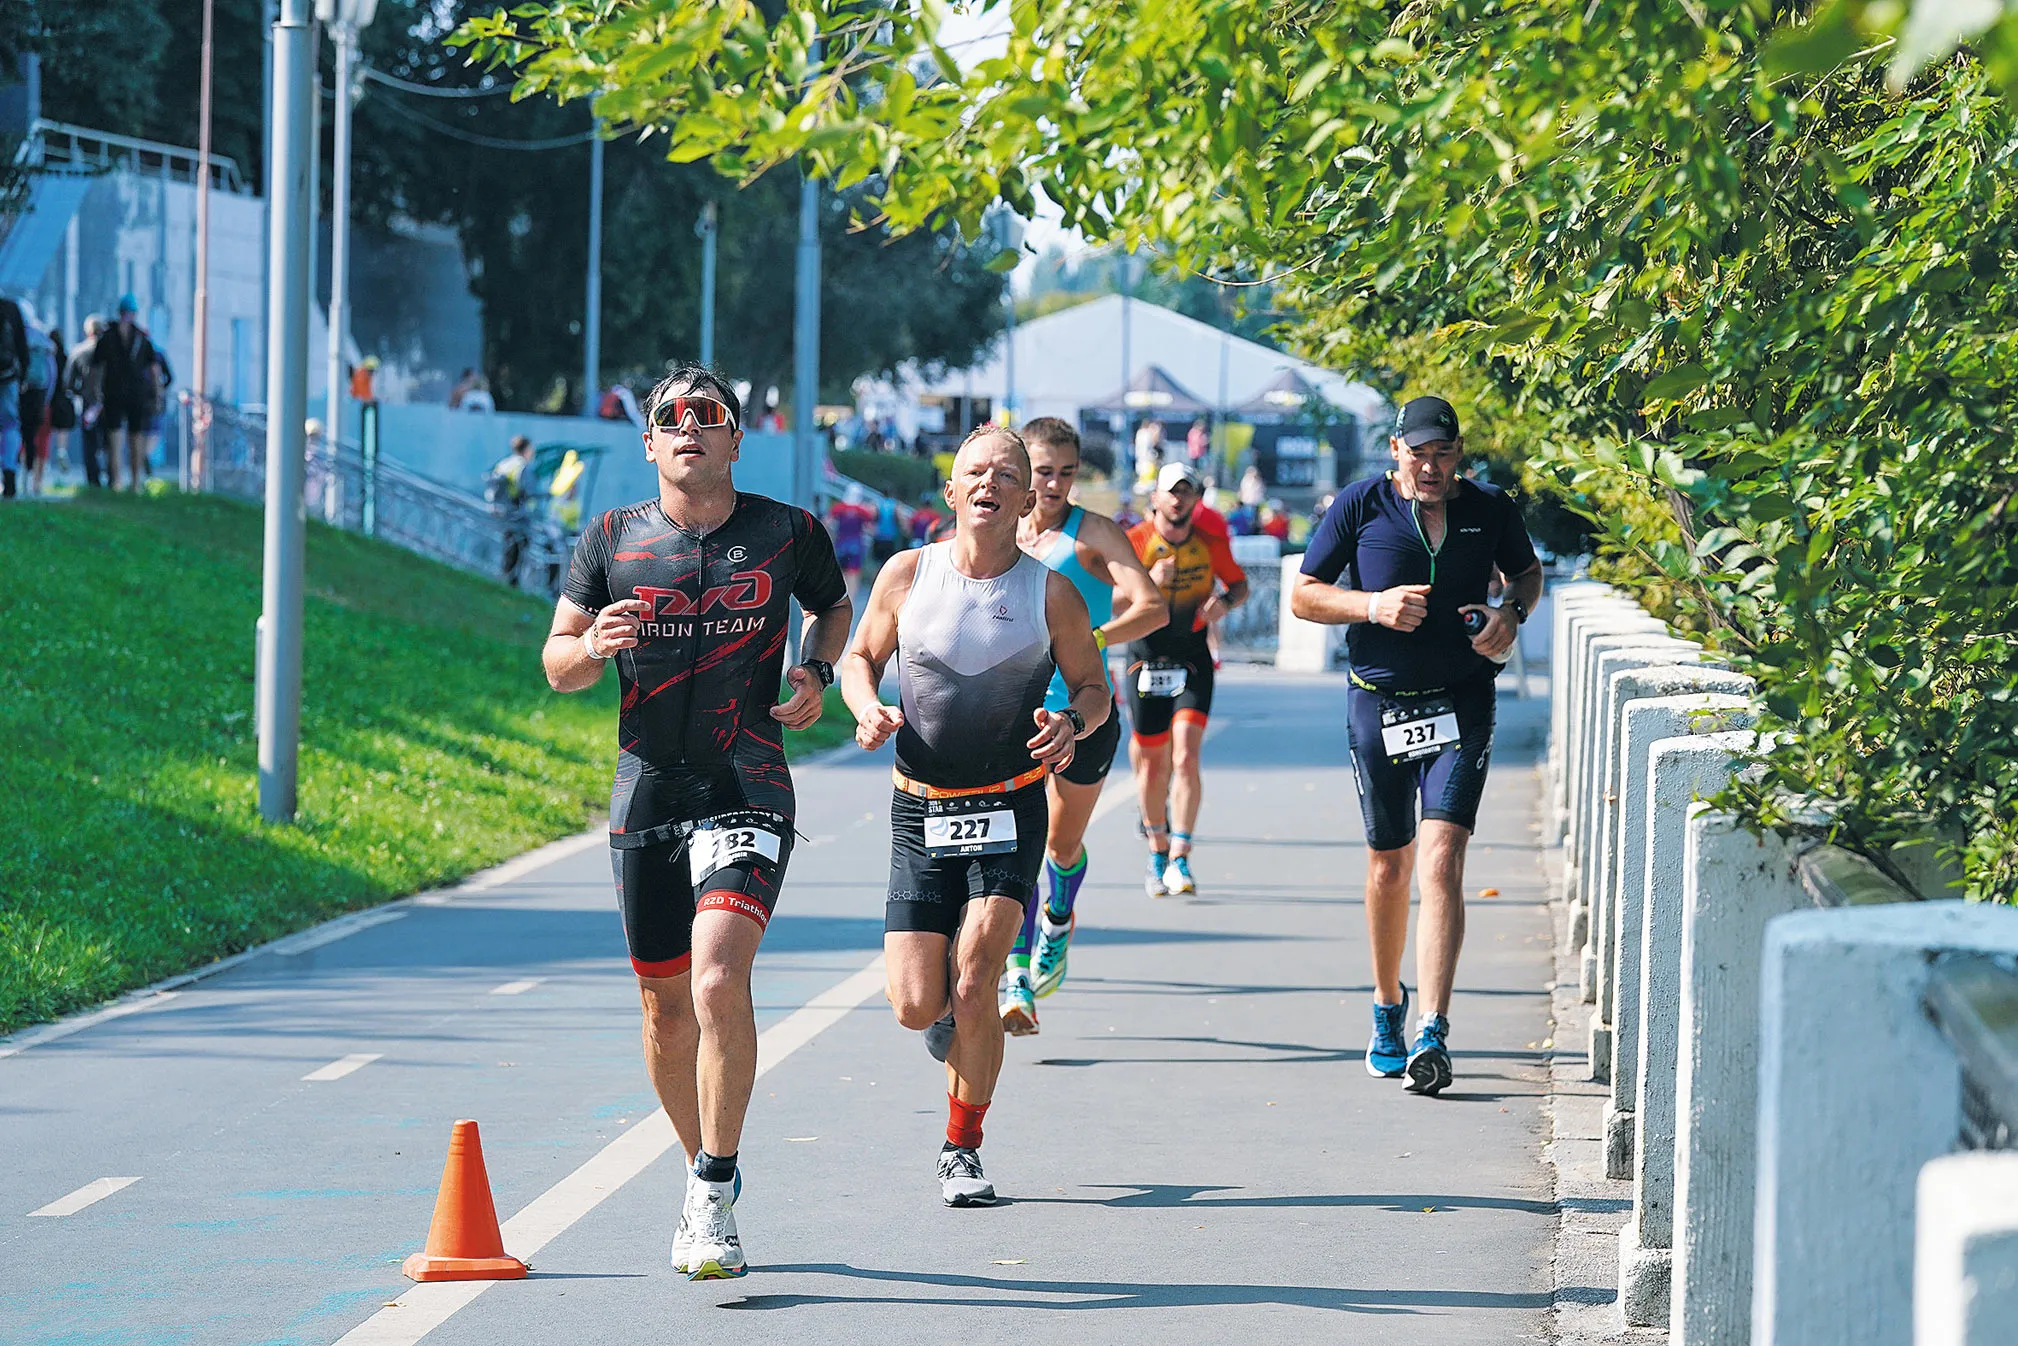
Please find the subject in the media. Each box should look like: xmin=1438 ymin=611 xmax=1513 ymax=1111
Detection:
xmin=1464 ymin=608 xmax=1513 ymax=666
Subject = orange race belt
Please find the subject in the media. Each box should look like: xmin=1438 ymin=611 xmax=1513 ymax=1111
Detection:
xmin=891 ymin=763 xmax=1048 ymax=800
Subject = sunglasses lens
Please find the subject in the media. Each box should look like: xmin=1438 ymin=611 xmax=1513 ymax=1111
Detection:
xmin=653 ymin=397 xmax=732 ymax=430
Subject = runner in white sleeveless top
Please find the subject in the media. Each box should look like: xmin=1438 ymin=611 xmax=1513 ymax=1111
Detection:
xmin=842 ymin=425 xmax=1110 ymax=1206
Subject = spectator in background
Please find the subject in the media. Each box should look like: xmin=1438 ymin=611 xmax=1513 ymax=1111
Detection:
xmin=45 ymin=326 xmax=75 ymax=488
xmin=349 ymin=355 xmax=380 ymax=404
xmin=1133 ymin=418 xmax=1163 ymax=492
xmin=826 ymin=483 xmax=875 ymax=601
xmin=1227 ymin=500 xmax=1259 ymax=535
xmin=1238 ymin=462 xmax=1266 ymax=509
xmin=598 ymin=382 xmax=644 ymax=428
xmin=908 ymin=502 xmax=939 ymax=548
xmin=0 ymin=291 xmax=26 ymax=499
xmin=15 ymin=301 xmax=55 ymax=496
xmin=871 ymin=492 xmax=903 ymax=565
xmin=461 ymin=376 xmax=496 ymax=413
xmin=1186 ymin=418 xmax=1210 ymax=465
xmin=448 ymin=367 xmax=478 ymax=409
xmin=1261 ymin=499 xmax=1291 ymax=542
xmin=489 ymin=434 xmax=536 ymax=586
xmin=92 ymin=294 xmax=168 ymax=492
xmin=66 ymin=316 xmax=108 ymax=488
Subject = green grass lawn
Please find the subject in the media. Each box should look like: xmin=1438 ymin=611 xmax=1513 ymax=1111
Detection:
xmin=0 ymin=493 xmax=857 ymax=1034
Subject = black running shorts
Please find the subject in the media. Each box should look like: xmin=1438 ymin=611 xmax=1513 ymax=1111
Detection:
xmin=1055 ymin=697 xmax=1122 ymax=786
xmin=1128 ymin=656 xmax=1214 ymax=742
xmin=611 ymin=810 xmax=794 ymax=979
xmin=885 ymin=782 xmax=1050 ymax=938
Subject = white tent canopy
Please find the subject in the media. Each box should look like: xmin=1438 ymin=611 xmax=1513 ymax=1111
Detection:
xmin=879 ymin=293 xmax=1388 ymax=430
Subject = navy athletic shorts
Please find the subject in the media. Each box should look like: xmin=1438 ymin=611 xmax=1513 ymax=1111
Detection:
xmin=1345 ymin=674 xmax=1496 ymax=851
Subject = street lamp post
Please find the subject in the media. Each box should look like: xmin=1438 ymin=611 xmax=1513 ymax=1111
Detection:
xmin=583 ymin=113 xmax=603 ymax=413
xmin=695 ymin=200 xmax=717 ymax=367
xmin=259 ymin=0 xmax=316 ymax=823
xmin=191 ymin=0 xmax=216 ymax=489
xmin=317 ymin=0 xmax=376 ymax=454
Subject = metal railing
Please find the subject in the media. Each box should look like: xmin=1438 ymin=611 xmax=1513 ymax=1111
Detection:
xmin=1800 ymin=843 xmax=2018 ymax=1153
xmin=198 ymin=401 xmax=575 ymax=594
xmin=1926 ymin=954 xmax=2018 ymax=1152
xmin=24 ymin=119 xmax=249 ymax=194
xmin=1217 ymin=557 xmax=1280 ymax=661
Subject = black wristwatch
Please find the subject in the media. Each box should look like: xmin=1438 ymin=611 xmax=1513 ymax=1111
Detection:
xmin=798 ymin=658 xmax=835 ymax=688
xmin=1061 ymin=706 xmax=1087 ymax=736
xmin=1510 ymin=597 xmax=1529 ymax=625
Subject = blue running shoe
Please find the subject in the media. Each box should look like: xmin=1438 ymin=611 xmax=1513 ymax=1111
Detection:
xmin=1405 ymin=1013 xmax=1454 ymax=1096
xmin=1145 ymin=851 xmax=1169 ymax=897
xmin=1366 ymin=984 xmax=1409 ymax=1077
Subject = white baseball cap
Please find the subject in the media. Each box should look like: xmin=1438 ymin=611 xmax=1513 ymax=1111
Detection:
xmin=1156 ymin=462 xmax=1203 ymax=493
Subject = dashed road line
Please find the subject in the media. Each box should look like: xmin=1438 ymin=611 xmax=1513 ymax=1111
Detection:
xmin=29 ymin=1177 xmax=142 ymax=1218
xmin=331 ymin=956 xmax=887 ymax=1346
xmin=302 ymin=1053 xmax=384 ymax=1082
xmin=489 ymin=979 xmax=543 ymax=996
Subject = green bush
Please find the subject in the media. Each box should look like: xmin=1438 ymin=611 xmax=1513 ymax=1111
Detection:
xmin=0 ymin=494 xmax=855 ymax=1033
xmin=830 ymin=448 xmax=940 ymax=503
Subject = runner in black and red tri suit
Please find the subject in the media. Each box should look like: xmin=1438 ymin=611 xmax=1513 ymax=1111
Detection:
xmin=545 ymin=364 xmax=851 ymax=1281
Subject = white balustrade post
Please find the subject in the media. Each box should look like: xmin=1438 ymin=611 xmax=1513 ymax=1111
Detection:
xmin=1600 ymin=681 xmax=1754 ymax=1174
xmin=1575 ymin=637 xmax=1699 ymax=1011
xmin=1620 ymin=731 xmax=1760 ymax=1327
xmin=1753 ymin=903 xmax=2018 ymax=1346
xmin=1561 ymin=613 xmax=1670 ymax=944
xmin=1548 ymin=583 xmax=1620 ymax=836
xmin=1916 ymin=1152 xmax=2018 ymax=1346
xmin=1670 ymin=811 xmax=1812 ymax=1346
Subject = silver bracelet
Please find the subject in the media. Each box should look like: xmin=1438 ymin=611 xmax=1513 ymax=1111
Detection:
xmin=582 ymin=630 xmax=610 ymax=661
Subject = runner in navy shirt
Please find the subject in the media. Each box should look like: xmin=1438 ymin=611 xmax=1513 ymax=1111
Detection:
xmin=1291 ymin=395 xmax=1543 ymax=1097
xmin=544 ymin=364 xmax=851 ymax=1280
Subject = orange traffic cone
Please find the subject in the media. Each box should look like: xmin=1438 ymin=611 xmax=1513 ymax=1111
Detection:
xmin=402 ymin=1119 xmax=529 ymax=1282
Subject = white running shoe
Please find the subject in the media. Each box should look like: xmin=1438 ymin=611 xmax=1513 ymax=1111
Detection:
xmin=1163 ymin=853 xmax=1197 ymax=896
xmin=937 ymin=1144 xmax=997 ymax=1206
xmin=1000 ymin=971 xmax=1039 ymax=1036
xmin=682 ymin=1174 xmax=746 ymax=1279
xmin=671 ymin=1168 xmax=741 ymax=1272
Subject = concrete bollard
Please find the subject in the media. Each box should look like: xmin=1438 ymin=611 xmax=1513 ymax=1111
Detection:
xmin=1275 ymin=554 xmax=1342 ymax=672
xmin=1669 ymin=811 xmax=1813 ymax=1346
xmin=1752 ymin=903 xmax=2018 ymax=1346
xmin=1618 ymin=732 xmax=1760 ymax=1328
xmin=1600 ymin=683 xmax=1754 ymax=1174
xmin=1561 ymin=606 xmax=1668 ymax=869
xmin=1554 ymin=597 xmax=1650 ymax=862
xmin=1562 ymin=618 xmax=1676 ymax=927
xmin=1916 ymin=1152 xmax=2018 ymax=1346
xmin=1548 ymin=584 xmax=1623 ymax=837
xmin=1575 ymin=638 xmax=1701 ymax=1014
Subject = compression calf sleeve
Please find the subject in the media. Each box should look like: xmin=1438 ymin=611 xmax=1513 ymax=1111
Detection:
xmin=1044 ymin=849 xmax=1088 ymax=923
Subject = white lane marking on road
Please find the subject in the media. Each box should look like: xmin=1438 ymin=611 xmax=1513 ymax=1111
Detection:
xmin=28 ymin=1177 xmax=142 ymax=1217
xmin=330 ymin=955 xmax=888 ymax=1346
xmin=302 ymin=1053 xmax=383 ymax=1082
xmin=488 ymin=979 xmax=543 ymax=996
xmin=272 ymin=910 xmax=407 ymax=955
xmin=0 ymin=992 xmax=180 ymax=1062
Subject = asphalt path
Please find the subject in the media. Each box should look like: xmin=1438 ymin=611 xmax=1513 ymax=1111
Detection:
xmin=3 ymin=667 xmax=1555 ymax=1345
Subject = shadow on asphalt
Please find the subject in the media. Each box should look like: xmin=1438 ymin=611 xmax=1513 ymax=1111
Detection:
xmin=1005 ymin=1183 xmax=1559 ymax=1214
xmin=1065 ymin=976 xmax=1549 ymax=1000
xmin=719 ymin=1262 xmax=1564 ymax=1313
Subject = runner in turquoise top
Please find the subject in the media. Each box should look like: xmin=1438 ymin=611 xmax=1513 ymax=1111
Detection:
xmin=1000 ymin=417 xmax=1169 ymax=1034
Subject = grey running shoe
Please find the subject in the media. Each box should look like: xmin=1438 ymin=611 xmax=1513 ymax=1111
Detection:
xmin=937 ymin=1144 xmax=997 ymax=1206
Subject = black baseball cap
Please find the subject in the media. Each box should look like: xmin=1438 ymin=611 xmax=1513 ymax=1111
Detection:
xmin=1396 ymin=396 xmax=1461 ymax=447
